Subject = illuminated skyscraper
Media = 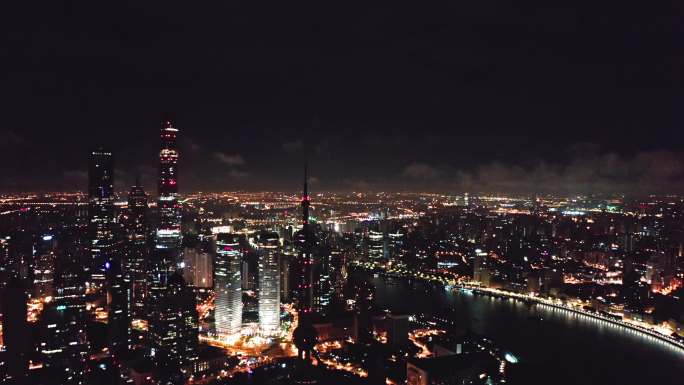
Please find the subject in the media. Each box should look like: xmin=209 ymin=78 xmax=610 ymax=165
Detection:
xmin=33 ymin=234 xmax=57 ymax=299
xmin=472 ymin=248 xmax=489 ymax=286
xmin=313 ymin=251 xmax=332 ymax=317
xmin=0 ymin=236 xmax=12 ymax=291
xmin=256 ymin=231 xmax=280 ymax=335
xmin=88 ymin=147 xmax=116 ymax=284
xmin=125 ymin=181 xmax=148 ymax=319
xmin=214 ymin=234 xmax=242 ymax=337
xmin=367 ymin=230 xmax=385 ymax=260
xmin=156 ymin=121 xmax=182 ymax=250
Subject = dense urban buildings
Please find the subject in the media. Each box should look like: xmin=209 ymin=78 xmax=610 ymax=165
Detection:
xmin=4 ymin=154 xmax=684 ymax=384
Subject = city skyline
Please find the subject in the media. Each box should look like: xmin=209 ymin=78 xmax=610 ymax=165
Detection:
xmin=2 ymin=3 xmax=684 ymax=385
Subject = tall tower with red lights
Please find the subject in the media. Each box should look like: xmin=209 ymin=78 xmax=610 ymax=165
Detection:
xmin=293 ymin=164 xmax=318 ymax=367
xmin=155 ymin=121 xmax=181 ymax=250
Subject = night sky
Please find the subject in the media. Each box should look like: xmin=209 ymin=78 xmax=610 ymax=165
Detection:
xmin=1 ymin=2 xmax=683 ymax=194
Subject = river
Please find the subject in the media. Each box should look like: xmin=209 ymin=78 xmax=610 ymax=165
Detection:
xmin=366 ymin=274 xmax=684 ymax=385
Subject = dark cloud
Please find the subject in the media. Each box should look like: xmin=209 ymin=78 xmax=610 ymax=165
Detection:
xmin=213 ymin=152 xmax=245 ymax=166
xmin=62 ymin=169 xmax=88 ymax=186
xmin=282 ymin=139 xmax=303 ymax=152
xmin=226 ymin=169 xmax=250 ymax=179
xmin=452 ymin=148 xmax=684 ymax=194
xmin=403 ymin=163 xmax=443 ymax=179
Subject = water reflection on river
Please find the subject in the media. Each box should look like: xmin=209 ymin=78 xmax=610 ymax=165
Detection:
xmin=369 ymin=274 xmax=684 ymax=385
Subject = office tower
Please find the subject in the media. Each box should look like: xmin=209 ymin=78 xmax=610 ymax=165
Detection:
xmin=33 ymin=234 xmax=57 ymax=298
xmin=330 ymin=249 xmax=346 ymax=301
xmin=387 ymin=231 xmax=404 ymax=264
xmin=126 ymin=181 xmax=148 ymax=319
xmin=313 ymin=251 xmax=332 ymax=317
xmin=214 ymin=234 xmax=242 ymax=337
xmin=182 ymin=236 xmax=214 ymax=288
xmin=386 ymin=314 xmax=409 ymax=348
xmin=241 ymin=258 xmax=252 ymax=290
xmin=88 ymin=146 xmax=116 ymax=284
xmin=256 ymin=231 xmax=280 ymax=335
xmin=279 ymin=253 xmax=292 ymax=302
xmin=1 ymin=278 xmax=30 ymax=384
xmin=293 ymin=165 xmax=318 ymax=363
xmin=107 ymin=257 xmax=131 ymax=355
xmin=148 ymin=273 xmax=198 ymax=382
xmin=146 ymin=247 xmax=175 ymax=326
xmin=352 ymin=279 xmax=375 ymax=345
xmin=156 ymin=121 xmax=182 ymax=250
xmin=472 ymin=248 xmax=489 ymax=285
xmin=40 ymin=246 xmax=89 ymax=385
xmin=0 ymin=236 xmax=11 ymax=291
xmin=367 ymin=230 xmax=385 ymax=260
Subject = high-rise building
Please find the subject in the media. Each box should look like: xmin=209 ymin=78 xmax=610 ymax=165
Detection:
xmin=88 ymin=147 xmax=116 ymax=284
xmin=279 ymin=253 xmax=292 ymax=302
xmin=472 ymin=248 xmax=489 ymax=285
xmin=40 ymin=243 xmax=89 ymax=385
xmin=33 ymin=234 xmax=57 ymax=299
xmin=367 ymin=230 xmax=385 ymax=260
xmin=148 ymin=272 xmax=198 ymax=383
xmin=387 ymin=231 xmax=405 ymax=264
xmin=214 ymin=234 xmax=242 ymax=337
xmin=293 ymin=165 xmax=318 ymax=364
xmin=312 ymin=250 xmax=332 ymax=317
xmin=386 ymin=314 xmax=409 ymax=348
xmin=296 ymin=167 xmax=314 ymax=316
xmin=0 ymin=236 xmax=12 ymax=291
xmin=1 ymin=278 xmax=30 ymax=384
xmin=125 ymin=181 xmax=148 ymax=319
xmin=182 ymin=236 xmax=214 ymax=289
xmin=107 ymin=257 xmax=131 ymax=355
xmin=241 ymin=258 xmax=252 ymax=290
xmin=156 ymin=121 xmax=182 ymax=250
xmin=256 ymin=231 xmax=280 ymax=335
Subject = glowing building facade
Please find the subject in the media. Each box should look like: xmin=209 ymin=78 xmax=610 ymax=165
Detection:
xmin=214 ymin=234 xmax=242 ymax=336
xmin=256 ymin=232 xmax=280 ymax=335
xmin=88 ymin=147 xmax=116 ymax=284
xmin=367 ymin=230 xmax=385 ymax=260
xmin=156 ymin=121 xmax=181 ymax=250
xmin=33 ymin=234 xmax=57 ymax=298
xmin=125 ymin=182 xmax=148 ymax=319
